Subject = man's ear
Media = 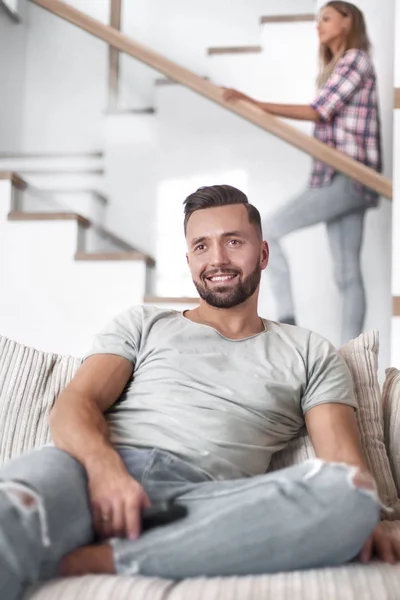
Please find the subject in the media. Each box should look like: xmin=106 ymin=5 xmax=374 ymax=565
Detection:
xmin=186 ymin=253 xmax=189 ymax=266
xmin=261 ymin=241 xmax=269 ymax=271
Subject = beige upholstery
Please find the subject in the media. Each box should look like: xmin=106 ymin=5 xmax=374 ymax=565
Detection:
xmin=0 ymin=335 xmax=80 ymax=465
xmin=0 ymin=332 xmax=400 ymax=600
xmin=339 ymin=332 xmax=400 ymax=518
xmin=383 ymin=368 xmax=400 ymax=496
xmin=25 ymin=526 xmax=400 ymax=600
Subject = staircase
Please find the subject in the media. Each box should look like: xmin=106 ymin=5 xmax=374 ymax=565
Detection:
xmin=0 ymin=152 xmax=106 ymax=224
xmin=0 ymin=173 xmax=157 ymax=355
xmin=0 ymin=0 xmax=393 ymax=370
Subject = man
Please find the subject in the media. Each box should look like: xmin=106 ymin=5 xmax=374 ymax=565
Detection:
xmin=0 ymin=185 xmax=397 ymax=598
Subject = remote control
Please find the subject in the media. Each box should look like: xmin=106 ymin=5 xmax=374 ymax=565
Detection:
xmin=141 ymin=502 xmax=187 ymax=531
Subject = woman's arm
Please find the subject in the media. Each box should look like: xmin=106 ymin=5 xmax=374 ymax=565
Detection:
xmin=222 ymin=88 xmax=319 ymax=121
xmin=258 ymin=102 xmax=319 ymax=121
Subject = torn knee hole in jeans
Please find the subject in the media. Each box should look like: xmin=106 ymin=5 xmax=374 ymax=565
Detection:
xmin=304 ymin=459 xmax=384 ymax=507
xmin=0 ymin=481 xmax=51 ymax=547
xmin=351 ymin=470 xmax=376 ymax=492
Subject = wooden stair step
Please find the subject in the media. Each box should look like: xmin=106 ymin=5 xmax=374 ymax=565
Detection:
xmin=8 ymin=210 xmax=90 ymax=227
xmin=207 ymin=45 xmax=262 ymax=56
xmin=75 ymin=251 xmax=155 ymax=267
xmin=260 ymin=14 xmax=315 ymax=24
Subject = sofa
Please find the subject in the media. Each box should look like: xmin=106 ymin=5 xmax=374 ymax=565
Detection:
xmin=0 ymin=330 xmax=399 ymax=599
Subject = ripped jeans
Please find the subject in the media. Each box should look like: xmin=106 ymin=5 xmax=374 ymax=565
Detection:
xmin=0 ymin=447 xmax=380 ymax=599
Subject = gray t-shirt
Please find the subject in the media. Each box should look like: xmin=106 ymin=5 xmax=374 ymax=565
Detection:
xmin=85 ymin=305 xmax=357 ymax=480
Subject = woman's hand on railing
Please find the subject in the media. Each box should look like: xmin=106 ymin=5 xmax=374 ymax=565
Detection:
xmin=222 ymin=87 xmax=254 ymax=105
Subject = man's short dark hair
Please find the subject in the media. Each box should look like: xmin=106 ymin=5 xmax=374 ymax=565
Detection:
xmin=183 ymin=184 xmax=262 ymax=237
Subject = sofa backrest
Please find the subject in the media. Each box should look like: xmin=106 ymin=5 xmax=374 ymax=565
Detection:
xmin=0 ymin=335 xmax=80 ymax=464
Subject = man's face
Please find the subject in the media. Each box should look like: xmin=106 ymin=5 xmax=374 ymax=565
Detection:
xmin=186 ymin=204 xmax=269 ymax=309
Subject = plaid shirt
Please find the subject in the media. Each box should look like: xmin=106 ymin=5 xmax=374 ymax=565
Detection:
xmin=310 ymin=49 xmax=382 ymax=205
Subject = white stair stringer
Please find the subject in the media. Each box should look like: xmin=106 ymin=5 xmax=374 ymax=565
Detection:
xmin=0 ymin=179 xmax=147 ymax=356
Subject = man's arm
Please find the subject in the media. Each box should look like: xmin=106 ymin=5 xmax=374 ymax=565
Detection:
xmin=305 ymin=402 xmax=367 ymax=470
xmin=50 ymin=354 xmax=133 ymax=470
xmin=50 ymin=354 xmax=150 ymax=540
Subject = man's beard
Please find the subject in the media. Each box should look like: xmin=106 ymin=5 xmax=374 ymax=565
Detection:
xmin=193 ymin=261 xmax=262 ymax=309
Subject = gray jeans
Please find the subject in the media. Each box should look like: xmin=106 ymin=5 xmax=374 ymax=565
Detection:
xmin=263 ymin=175 xmax=368 ymax=344
xmin=0 ymin=446 xmax=380 ymax=599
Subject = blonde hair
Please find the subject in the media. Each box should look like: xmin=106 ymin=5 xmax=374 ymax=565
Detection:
xmin=317 ymin=2 xmax=371 ymax=88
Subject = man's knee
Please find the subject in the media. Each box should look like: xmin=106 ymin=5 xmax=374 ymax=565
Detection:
xmin=0 ymin=481 xmax=51 ymax=547
xmin=303 ymin=461 xmax=380 ymax=564
xmin=311 ymin=461 xmax=381 ymax=529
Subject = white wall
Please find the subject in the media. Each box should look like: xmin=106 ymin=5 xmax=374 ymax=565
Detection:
xmin=21 ymin=0 xmax=109 ymax=152
xmin=120 ymin=0 xmax=315 ymax=109
xmin=392 ymin=0 xmax=400 ymax=366
xmin=104 ymin=113 xmax=158 ymax=256
xmin=3 ymin=0 xmax=316 ymax=149
xmin=122 ymin=0 xmax=316 ymax=73
xmin=0 ymin=1 xmax=28 ymax=151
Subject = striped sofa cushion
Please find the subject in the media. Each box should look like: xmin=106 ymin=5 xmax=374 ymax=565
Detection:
xmin=383 ymin=368 xmax=400 ymax=496
xmin=0 ymin=335 xmax=81 ymax=464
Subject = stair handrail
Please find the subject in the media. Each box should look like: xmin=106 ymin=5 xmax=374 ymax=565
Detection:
xmin=30 ymin=0 xmax=392 ymax=200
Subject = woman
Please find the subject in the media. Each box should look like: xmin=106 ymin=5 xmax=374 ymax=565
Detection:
xmin=223 ymin=2 xmax=382 ymax=343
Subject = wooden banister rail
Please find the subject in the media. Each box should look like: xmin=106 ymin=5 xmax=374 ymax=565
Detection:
xmin=30 ymin=0 xmax=392 ymax=200
xmin=108 ymin=0 xmax=122 ymax=110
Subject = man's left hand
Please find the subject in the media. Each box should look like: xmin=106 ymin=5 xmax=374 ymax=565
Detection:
xmin=360 ymin=523 xmax=400 ymax=564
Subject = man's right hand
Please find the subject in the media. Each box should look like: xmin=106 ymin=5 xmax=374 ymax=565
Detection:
xmin=87 ymin=462 xmax=151 ymax=541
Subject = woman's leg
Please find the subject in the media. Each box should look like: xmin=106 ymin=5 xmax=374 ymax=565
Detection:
xmin=111 ymin=459 xmax=380 ymax=579
xmin=263 ymin=175 xmax=366 ymax=323
xmin=326 ymin=209 xmax=366 ymax=344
